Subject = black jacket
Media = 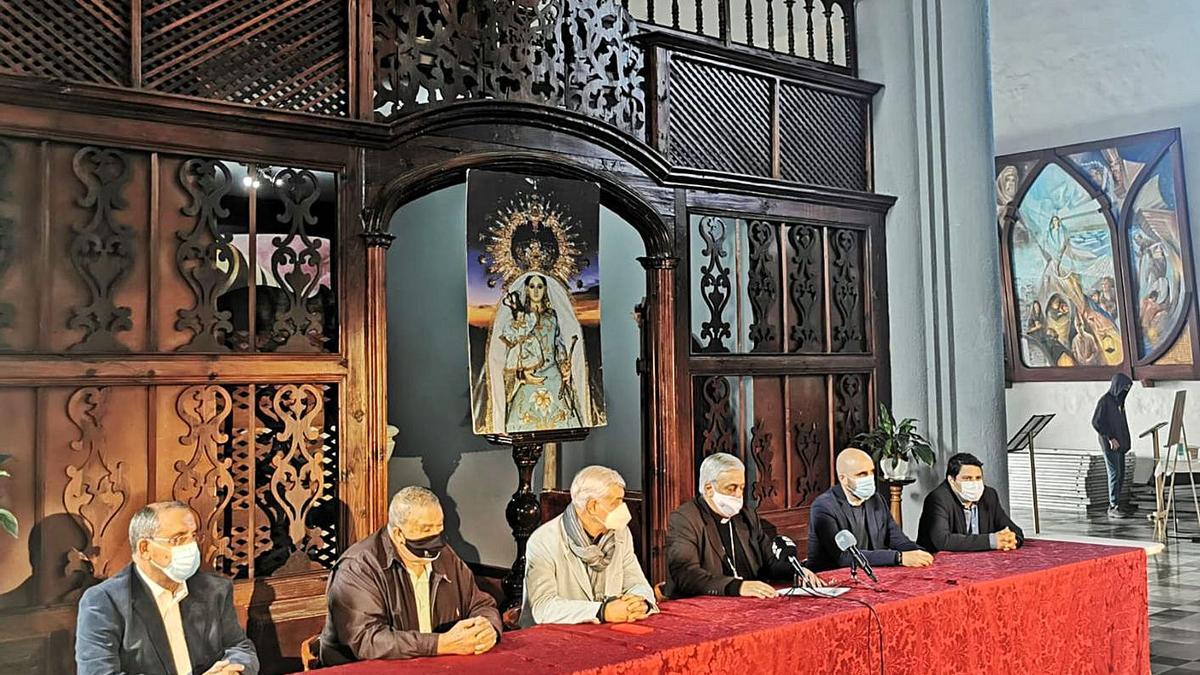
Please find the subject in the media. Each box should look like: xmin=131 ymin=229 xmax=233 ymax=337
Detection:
xmin=1092 ymin=373 xmax=1132 ymax=451
xmin=664 ymin=496 xmax=793 ymax=598
xmin=917 ymin=481 xmax=1025 ymax=552
xmin=75 ymin=564 xmax=259 ymax=675
xmin=806 ymin=484 xmax=921 ymax=572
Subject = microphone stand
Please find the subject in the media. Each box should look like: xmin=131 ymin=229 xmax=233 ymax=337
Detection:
xmin=848 ymin=555 xmax=860 ymax=583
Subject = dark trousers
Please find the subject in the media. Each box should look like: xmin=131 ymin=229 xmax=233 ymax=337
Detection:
xmin=1102 ymin=446 xmax=1127 ymax=508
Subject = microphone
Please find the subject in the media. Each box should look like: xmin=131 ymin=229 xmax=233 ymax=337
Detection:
xmin=771 ymin=535 xmax=810 ymax=586
xmin=834 ymin=530 xmax=879 ymax=583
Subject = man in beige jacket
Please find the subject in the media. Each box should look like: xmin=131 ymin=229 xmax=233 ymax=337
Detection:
xmin=520 ymin=465 xmax=658 ymax=626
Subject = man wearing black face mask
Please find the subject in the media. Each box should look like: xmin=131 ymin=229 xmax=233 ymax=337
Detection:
xmin=319 ymin=486 xmax=501 ymax=664
xmin=1092 ymin=373 xmax=1134 ymax=519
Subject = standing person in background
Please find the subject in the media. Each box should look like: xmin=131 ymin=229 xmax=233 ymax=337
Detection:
xmin=1092 ymin=373 xmax=1133 ymax=519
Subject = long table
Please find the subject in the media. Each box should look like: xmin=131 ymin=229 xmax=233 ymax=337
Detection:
xmin=320 ymin=540 xmax=1149 ymax=674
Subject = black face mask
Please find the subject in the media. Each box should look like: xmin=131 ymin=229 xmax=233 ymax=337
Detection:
xmin=403 ymin=532 xmax=446 ymax=560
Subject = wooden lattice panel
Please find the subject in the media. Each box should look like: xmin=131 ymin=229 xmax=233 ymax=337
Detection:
xmin=0 ymin=1 xmax=130 ymax=86
xmin=778 ymin=82 xmax=866 ymax=190
xmin=667 ymin=57 xmax=772 ymax=177
xmin=142 ymin=0 xmax=349 ymax=116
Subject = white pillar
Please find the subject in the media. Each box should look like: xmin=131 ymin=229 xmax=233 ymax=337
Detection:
xmin=858 ymin=0 xmax=1008 ymax=526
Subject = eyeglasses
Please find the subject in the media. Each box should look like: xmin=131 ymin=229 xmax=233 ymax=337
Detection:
xmin=149 ymin=533 xmax=197 ymax=547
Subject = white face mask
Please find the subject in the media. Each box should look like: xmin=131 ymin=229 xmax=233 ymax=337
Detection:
xmin=152 ymin=541 xmax=201 ymax=584
xmin=848 ymin=476 xmax=876 ymax=501
xmin=709 ymin=490 xmax=743 ymax=519
xmin=957 ymin=480 xmax=985 ymax=503
xmin=602 ymin=502 xmax=632 ymax=532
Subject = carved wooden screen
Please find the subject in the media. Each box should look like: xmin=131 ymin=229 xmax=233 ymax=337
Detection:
xmin=683 ymin=211 xmax=884 ymax=552
xmin=0 ymin=1 xmax=352 ymax=117
xmin=0 ymin=134 xmax=349 ymax=674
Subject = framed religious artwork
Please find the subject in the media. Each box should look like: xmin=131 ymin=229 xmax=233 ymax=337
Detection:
xmin=997 ymin=128 xmax=1200 ymax=382
xmin=465 ymin=170 xmax=607 ymax=435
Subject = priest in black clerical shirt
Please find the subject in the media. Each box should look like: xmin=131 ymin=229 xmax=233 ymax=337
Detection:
xmin=664 ymin=453 xmax=823 ymax=599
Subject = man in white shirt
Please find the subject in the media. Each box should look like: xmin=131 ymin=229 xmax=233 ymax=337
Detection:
xmin=75 ymin=501 xmax=259 ymax=675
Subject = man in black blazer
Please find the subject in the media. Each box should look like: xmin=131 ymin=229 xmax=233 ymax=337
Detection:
xmin=665 ymin=452 xmax=822 ymax=599
xmin=806 ymin=448 xmax=933 ymax=572
xmin=76 ymin=501 xmax=259 ymax=675
xmin=918 ymin=453 xmax=1024 ymax=553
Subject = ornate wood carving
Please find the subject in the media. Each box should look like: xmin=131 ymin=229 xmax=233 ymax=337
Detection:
xmin=224 ymin=385 xmax=271 ymax=578
xmin=749 ymin=421 xmax=778 ymax=505
xmin=564 ymin=0 xmax=646 ymax=134
xmin=787 ymin=223 xmax=824 ymax=352
xmin=697 ymin=216 xmax=733 ymax=353
xmin=68 ymin=147 xmax=135 ymax=353
xmin=792 ymin=418 xmax=823 ymax=506
xmin=261 ymin=384 xmax=327 ymax=574
xmin=372 ymin=0 xmax=646 ymax=135
xmin=172 ymin=385 xmax=236 ymax=569
xmin=484 ymin=0 xmax=566 ymax=104
xmin=746 ymin=219 xmax=778 ymax=351
xmin=830 ymin=228 xmax=865 ymax=352
xmin=833 ymin=373 xmax=867 ymax=453
xmin=698 ymin=376 xmax=736 ymax=457
xmin=266 ymin=169 xmax=325 ymax=353
xmin=175 ymin=159 xmax=237 ymax=352
xmin=0 ymin=139 xmax=12 ymax=349
xmin=63 ymin=387 xmax=128 ymax=578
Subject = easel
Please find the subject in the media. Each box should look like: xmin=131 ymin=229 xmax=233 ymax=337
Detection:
xmin=1160 ymin=390 xmax=1200 ymax=543
xmin=1138 ymin=421 xmax=1168 ymax=542
xmin=1006 ymin=414 xmax=1055 ymax=534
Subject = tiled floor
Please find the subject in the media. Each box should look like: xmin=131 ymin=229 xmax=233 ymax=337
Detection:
xmin=1011 ymin=490 xmax=1200 ymax=674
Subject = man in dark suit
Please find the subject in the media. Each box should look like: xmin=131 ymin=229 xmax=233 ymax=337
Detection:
xmin=918 ymin=452 xmax=1024 ymax=552
xmin=807 ymin=448 xmax=933 ymax=572
xmin=665 ymin=453 xmax=823 ymax=599
xmin=76 ymin=501 xmax=258 ymax=675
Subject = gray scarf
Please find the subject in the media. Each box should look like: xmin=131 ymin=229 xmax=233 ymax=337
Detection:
xmin=562 ymin=505 xmax=617 ymax=573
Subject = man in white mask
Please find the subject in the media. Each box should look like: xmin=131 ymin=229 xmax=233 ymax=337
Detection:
xmin=806 ymin=448 xmax=932 ymax=572
xmin=664 ymin=453 xmax=823 ymax=598
xmin=76 ymin=501 xmax=259 ymax=675
xmin=917 ymin=453 xmax=1024 ymax=552
xmin=521 ymin=465 xmax=657 ymax=626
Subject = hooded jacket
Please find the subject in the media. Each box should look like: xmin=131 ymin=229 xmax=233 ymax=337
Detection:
xmin=1091 ymin=373 xmax=1132 ymax=451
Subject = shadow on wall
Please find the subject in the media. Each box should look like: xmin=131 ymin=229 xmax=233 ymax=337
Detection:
xmin=385 ymin=183 xmax=646 ymax=566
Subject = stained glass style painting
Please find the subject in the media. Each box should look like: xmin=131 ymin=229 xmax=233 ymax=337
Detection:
xmin=997 ymin=129 xmax=1197 ymax=380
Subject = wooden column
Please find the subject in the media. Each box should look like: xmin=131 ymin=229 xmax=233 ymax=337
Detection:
xmin=361 ymin=215 xmax=395 ymax=534
xmin=639 ymin=254 xmax=683 ymax=583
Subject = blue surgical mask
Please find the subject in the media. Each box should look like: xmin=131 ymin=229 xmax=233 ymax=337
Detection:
xmin=153 ymin=541 xmax=201 ymax=583
xmin=849 ymin=476 xmax=876 ymax=501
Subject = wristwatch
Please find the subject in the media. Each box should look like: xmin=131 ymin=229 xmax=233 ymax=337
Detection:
xmin=895 ymin=551 xmax=902 ymax=565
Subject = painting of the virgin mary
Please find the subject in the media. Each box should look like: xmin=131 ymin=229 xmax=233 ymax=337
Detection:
xmin=486 ymin=271 xmax=593 ymax=432
xmin=466 ymin=170 xmax=606 ymax=436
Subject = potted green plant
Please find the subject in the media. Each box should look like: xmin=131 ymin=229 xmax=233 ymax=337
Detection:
xmin=0 ymin=454 xmax=17 ymax=538
xmin=854 ymin=404 xmax=935 ymax=480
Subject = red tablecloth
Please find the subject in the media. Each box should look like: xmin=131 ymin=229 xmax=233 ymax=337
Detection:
xmin=319 ymin=540 xmax=1149 ymax=674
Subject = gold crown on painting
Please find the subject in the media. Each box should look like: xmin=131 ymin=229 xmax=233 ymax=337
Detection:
xmin=481 ymin=193 xmax=584 ymax=288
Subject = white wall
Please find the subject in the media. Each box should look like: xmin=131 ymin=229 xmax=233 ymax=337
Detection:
xmin=991 ymin=0 xmax=1200 ymax=462
xmin=860 ymin=0 xmax=1006 ymax=526
xmin=386 ymin=185 xmax=645 ymax=567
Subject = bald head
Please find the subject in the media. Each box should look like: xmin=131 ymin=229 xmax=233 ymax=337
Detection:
xmin=836 ymin=448 xmax=874 ymax=478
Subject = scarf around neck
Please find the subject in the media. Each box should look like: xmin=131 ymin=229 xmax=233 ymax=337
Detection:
xmin=562 ymin=505 xmax=617 ymax=573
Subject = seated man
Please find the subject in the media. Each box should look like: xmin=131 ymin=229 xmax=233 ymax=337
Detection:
xmin=807 ymin=448 xmax=934 ymax=572
xmin=76 ymin=501 xmax=259 ymax=675
xmin=320 ymin=486 xmax=500 ymax=664
xmin=521 ymin=465 xmax=657 ymax=626
xmin=917 ymin=452 xmax=1024 ymax=552
xmin=665 ymin=452 xmax=822 ymax=598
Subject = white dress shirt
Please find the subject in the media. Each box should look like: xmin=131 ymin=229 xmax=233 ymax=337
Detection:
xmin=135 ymin=566 xmax=193 ymax=675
